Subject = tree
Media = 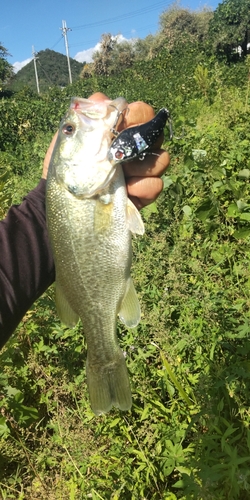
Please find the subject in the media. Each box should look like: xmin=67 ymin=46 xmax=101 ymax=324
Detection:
xmin=111 ymin=39 xmax=135 ymax=72
xmin=134 ymin=34 xmax=161 ymax=61
xmin=92 ymin=33 xmax=116 ymax=76
xmin=157 ymin=5 xmax=213 ymax=52
xmin=208 ymin=0 xmax=250 ymax=60
xmin=0 ymin=43 xmax=14 ymax=91
xmin=80 ymin=63 xmax=94 ymax=78
xmin=92 ymin=34 xmax=136 ymax=76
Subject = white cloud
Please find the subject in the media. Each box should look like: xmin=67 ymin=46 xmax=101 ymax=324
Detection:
xmin=13 ymin=58 xmax=32 ymax=73
xmin=116 ymin=34 xmax=135 ymax=44
xmin=73 ymin=35 xmax=134 ymax=64
xmin=74 ymin=42 xmax=101 ymax=64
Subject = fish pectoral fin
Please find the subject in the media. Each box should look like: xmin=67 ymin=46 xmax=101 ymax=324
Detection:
xmin=55 ymin=282 xmax=79 ymax=327
xmin=119 ymin=277 xmax=141 ymax=328
xmin=126 ymin=198 xmax=145 ymax=235
xmin=86 ymin=349 xmax=132 ymax=416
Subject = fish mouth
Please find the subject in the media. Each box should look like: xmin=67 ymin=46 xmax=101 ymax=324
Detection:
xmin=70 ymin=97 xmax=112 ymax=119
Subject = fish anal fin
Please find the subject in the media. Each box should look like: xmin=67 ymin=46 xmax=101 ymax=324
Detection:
xmin=119 ymin=277 xmax=141 ymax=328
xmin=127 ymin=198 xmax=145 ymax=235
xmin=86 ymin=349 xmax=132 ymax=415
xmin=55 ymin=281 xmax=79 ymax=327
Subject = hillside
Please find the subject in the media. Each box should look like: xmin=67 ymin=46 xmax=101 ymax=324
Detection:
xmin=8 ymin=48 xmax=84 ymax=92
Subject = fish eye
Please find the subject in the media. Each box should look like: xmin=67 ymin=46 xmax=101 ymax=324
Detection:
xmin=62 ymin=123 xmax=75 ymax=135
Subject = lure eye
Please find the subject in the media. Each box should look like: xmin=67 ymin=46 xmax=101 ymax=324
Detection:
xmin=62 ymin=123 xmax=75 ymax=135
xmin=115 ymin=149 xmax=125 ymax=160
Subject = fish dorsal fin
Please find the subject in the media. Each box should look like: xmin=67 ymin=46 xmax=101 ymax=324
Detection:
xmin=119 ymin=277 xmax=141 ymax=328
xmin=55 ymin=281 xmax=79 ymax=328
xmin=127 ymin=198 xmax=145 ymax=235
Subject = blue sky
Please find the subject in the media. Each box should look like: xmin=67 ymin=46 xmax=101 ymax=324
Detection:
xmin=1 ymin=0 xmax=220 ymax=72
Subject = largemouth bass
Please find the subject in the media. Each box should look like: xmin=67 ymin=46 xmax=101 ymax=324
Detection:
xmin=46 ymin=96 xmax=145 ymax=415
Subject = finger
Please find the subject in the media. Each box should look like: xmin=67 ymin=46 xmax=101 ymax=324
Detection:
xmin=123 ymin=150 xmax=170 ymax=179
xmin=88 ymin=92 xmax=109 ymax=102
xmin=119 ymin=101 xmax=155 ymax=131
xmin=129 ymin=195 xmax=158 ymax=210
xmin=127 ymin=176 xmax=164 ymax=209
xmin=128 ymin=195 xmax=142 ymax=210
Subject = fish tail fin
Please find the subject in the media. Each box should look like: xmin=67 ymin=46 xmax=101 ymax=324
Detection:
xmin=86 ymin=349 xmax=132 ymax=415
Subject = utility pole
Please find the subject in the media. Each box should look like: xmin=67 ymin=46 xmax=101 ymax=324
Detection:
xmin=60 ymin=20 xmax=72 ymax=84
xmin=32 ymin=46 xmax=40 ymax=94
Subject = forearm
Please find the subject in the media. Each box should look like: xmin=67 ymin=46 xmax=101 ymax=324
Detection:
xmin=0 ymin=179 xmax=55 ymax=348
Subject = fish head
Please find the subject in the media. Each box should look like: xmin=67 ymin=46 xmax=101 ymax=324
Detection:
xmin=48 ymin=96 xmax=128 ymax=198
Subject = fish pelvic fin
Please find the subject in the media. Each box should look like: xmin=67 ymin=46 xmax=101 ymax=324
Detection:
xmin=86 ymin=349 xmax=132 ymax=416
xmin=55 ymin=281 xmax=80 ymax=327
xmin=119 ymin=277 xmax=141 ymax=328
xmin=127 ymin=198 xmax=145 ymax=235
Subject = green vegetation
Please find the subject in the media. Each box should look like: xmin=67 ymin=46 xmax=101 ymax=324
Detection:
xmin=1 ymin=1 xmax=250 ymax=498
xmin=8 ymin=49 xmax=84 ymax=93
xmin=208 ymin=0 xmax=250 ymax=60
xmin=0 ymin=42 xmax=13 ymax=92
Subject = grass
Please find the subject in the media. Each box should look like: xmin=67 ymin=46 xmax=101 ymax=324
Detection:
xmin=1 ymin=64 xmax=250 ymax=499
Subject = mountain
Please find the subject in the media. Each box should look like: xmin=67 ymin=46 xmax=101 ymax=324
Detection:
xmin=8 ymin=49 xmax=85 ymax=93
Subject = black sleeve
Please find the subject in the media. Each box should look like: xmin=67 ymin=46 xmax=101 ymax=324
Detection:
xmin=0 ymin=179 xmax=55 ymax=348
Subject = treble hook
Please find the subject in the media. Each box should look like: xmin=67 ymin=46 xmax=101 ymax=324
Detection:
xmin=109 ymin=104 xmax=129 ymax=136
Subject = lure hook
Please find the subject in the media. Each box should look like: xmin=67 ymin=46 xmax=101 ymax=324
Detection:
xmin=109 ymin=104 xmax=129 ymax=136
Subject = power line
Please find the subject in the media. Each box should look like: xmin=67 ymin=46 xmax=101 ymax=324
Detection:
xmin=69 ymin=23 xmax=159 ymax=49
xmin=28 ymin=1 xmax=166 ymax=77
xmin=50 ymin=35 xmax=64 ymax=51
xmin=37 ymin=59 xmax=54 ymax=86
xmin=28 ymin=2 xmax=167 ymax=66
xmin=71 ymin=1 xmax=168 ymax=30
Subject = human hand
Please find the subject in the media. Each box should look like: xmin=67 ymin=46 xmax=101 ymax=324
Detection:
xmin=42 ymin=92 xmax=170 ymax=209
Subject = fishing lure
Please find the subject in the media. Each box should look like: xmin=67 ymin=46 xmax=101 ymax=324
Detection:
xmin=108 ymin=108 xmax=172 ymax=164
